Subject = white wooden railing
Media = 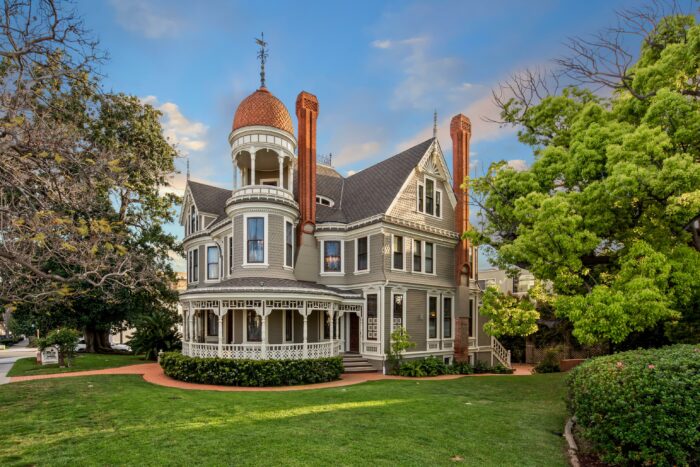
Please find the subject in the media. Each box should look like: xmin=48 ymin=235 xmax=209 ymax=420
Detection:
xmin=491 ymin=336 xmax=512 ymax=368
xmin=183 ymin=341 xmax=341 ymax=360
xmin=230 ymin=185 xmax=296 ymax=205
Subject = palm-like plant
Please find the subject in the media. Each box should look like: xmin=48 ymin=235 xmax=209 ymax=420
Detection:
xmin=129 ymin=309 xmax=181 ymax=360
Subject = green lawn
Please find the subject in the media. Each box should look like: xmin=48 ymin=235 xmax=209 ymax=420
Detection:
xmin=7 ymin=353 xmax=146 ymax=377
xmin=0 ymin=374 xmax=568 ymax=466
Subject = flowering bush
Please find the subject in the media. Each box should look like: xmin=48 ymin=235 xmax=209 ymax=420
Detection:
xmin=566 ymin=344 xmax=700 ymax=465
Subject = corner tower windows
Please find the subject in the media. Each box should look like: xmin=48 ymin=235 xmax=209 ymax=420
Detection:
xmin=322 ymin=240 xmax=343 ymax=273
xmin=244 ymin=214 xmax=267 ymax=266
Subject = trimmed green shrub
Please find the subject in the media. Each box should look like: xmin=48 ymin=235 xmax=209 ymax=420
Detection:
xmin=37 ymin=328 xmax=81 ymax=367
xmin=397 ymin=356 xmax=455 ymax=377
xmin=160 ymin=352 xmax=343 ymax=387
xmin=452 ymin=361 xmax=474 ymax=375
xmin=534 ymin=348 xmax=561 ymax=373
xmin=567 ymin=344 xmax=700 ymax=466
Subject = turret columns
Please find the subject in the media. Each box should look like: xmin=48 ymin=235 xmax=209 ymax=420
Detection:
xmin=278 ymin=155 xmax=284 ymax=189
xmin=250 ymin=148 xmax=257 ymax=186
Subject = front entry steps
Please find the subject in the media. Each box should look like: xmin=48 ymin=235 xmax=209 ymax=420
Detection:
xmin=342 ymin=352 xmax=377 ymax=373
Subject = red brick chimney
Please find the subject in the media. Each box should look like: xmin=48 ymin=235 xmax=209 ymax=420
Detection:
xmin=450 ymin=114 xmax=472 ymax=285
xmin=295 ymin=91 xmax=319 ymax=235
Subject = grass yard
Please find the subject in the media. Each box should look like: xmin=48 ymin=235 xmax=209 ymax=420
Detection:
xmin=7 ymin=353 xmax=146 ymax=377
xmin=0 ymin=373 xmax=568 ymax=466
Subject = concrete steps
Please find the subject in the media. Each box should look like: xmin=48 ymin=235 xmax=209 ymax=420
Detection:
xmin=342 ymin=353 xmax=377 ymax=373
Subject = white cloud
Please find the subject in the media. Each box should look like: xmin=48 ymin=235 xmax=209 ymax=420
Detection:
xmin=346 ymin=170 xmax=357 ymax=177
xmin=142 ymin=96 xmax=209 ymax=154
xmin=334 ymin=141 xmax=382 ymax=167
xmin=168 ymin=249 xmax=186 ymax=272
xmin=110 ymin=0 xmax=183 ymax=39
xmin=506 ymin=159 xmax=528 ymax=171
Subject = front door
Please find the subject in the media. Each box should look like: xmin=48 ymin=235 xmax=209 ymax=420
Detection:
xmin=349 ymin=313 xmax=360 ymax=352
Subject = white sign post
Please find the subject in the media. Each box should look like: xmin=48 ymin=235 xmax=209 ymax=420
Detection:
xmin=40 ymin=346 xmax=59 ymax=365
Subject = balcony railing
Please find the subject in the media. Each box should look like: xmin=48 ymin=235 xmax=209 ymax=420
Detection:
xmin=183 ymin=341 xmax=341 ymax=360
xmin=228 ymin=185 xmax=297 ymax=206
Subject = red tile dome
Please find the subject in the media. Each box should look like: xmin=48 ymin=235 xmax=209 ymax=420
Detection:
xmin=232 ymin=87 xmax=294 ymax=134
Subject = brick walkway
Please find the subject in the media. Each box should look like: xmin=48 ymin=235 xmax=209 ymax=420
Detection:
xmin=8 ymin=361 xmax=534 ymax=391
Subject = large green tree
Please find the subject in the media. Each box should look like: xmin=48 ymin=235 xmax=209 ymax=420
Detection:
xmin=470 ymin=6 xmax=700 ymax=345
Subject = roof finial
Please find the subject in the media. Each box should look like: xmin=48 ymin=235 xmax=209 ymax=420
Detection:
xmin=255 ymin=32 xmax=269 ymax=88
xmin=433 ymin=109 xmax=438 ymax=139
xmin=186 ymin=157 xmax=190 ymax=181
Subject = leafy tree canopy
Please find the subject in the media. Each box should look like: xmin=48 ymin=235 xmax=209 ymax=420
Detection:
xmin=470 ymin=8 xmax=700 ymax=345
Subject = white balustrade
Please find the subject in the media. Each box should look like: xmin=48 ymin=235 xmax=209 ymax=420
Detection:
xmin=183 ymin=341 xmax=340 ymax=360
xmin=491 ymin=336 xmax=512 ymax=368
xmin=229 ymin=185 xmax=296 ymax=205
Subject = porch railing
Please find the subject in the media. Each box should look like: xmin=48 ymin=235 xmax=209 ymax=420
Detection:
xmin=183 ymin=341 xmax=341 ymax=360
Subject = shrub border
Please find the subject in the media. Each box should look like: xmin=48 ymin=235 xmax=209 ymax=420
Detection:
xmin=159 ymin=351 xmax=344 ymax=387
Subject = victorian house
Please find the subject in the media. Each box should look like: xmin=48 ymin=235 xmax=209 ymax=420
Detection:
xmin=179 ymin=62 xmax=510 ymax=372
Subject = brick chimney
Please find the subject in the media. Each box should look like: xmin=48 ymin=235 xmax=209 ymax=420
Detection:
xmin=450 ymin=114 xmax=472 ymax=285
xmin=295 ymin=91 xmax=318 ymax=234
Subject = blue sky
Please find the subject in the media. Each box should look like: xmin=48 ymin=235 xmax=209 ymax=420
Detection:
xmin=76 ymin=0 xmax=642 ymax=270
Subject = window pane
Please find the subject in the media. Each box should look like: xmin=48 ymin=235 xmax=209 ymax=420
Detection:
xmin=323 ymin=311 xmax=331 ymax=339
xmin=468 ymin=300 xmax=474 ymax=338
xmin=393 ymin=294 xmax=403 ymax=328
xmin=366 ymin=294 xmax=378 ymax=341
xmin=393 ymin=236 xmax=403 ymax=269
xmin=247 ymin=310 xmax=261 ymax=342
xmin=207 ymin=311 xmax=218 ymax=336
xmin=207 ymin=246 xmax=219 ymax=280
xmin=228 ymin=237 xmax=233 ymax=271
xmin=426 ymin=179 xmax=434 ymax=215
xmin=193 ymin=249 xmax=198 ymax=279
xmin=425 ymin=242 xmax=434 ymax=274
xmin=436 ymin=191 xmax=441 ymax=217
xmin=413 ymin=240 xmax=422 ymax=272
xmin=443 ymin=297 xmax=452 ymax=338
xmin=428 ymin=296 xmax=438 ymax=339
xmin=247 ymin=217 xmax=264 ymax=263
xmin=418 ymin=184 xmax=424 ymax=212
xmin=357 ymin=237 xmax=368 ymax=271
xmin=324 ymin=241 xmax=342 ymax=272
xmin=285 ymin=221 xmax=293 ymax=267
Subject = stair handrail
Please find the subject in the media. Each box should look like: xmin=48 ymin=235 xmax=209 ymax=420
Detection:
xmin=491 ymin=336 xmax=512 ymax=368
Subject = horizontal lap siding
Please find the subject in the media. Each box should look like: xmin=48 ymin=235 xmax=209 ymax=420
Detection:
xmin=385 ymin=240 xmax=454 ymax=288
xmin=406 ymin=289 xmax=427 ymax=351
xmin=317 ymin=234 xmax=385 ymax=286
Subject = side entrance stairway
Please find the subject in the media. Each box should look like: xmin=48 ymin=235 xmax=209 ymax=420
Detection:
xmin=342 ymin=352 xmax=377 ymax=373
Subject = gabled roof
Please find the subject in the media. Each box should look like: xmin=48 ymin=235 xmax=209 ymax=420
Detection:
xmin=340 ymin=138 xmax=435 ymax=223
xmin=187 ymin=180 xmax=231 ymax=217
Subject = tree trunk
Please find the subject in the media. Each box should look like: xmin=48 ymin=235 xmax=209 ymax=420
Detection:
xmin=84 ymin=328 xmax=112 ymax=353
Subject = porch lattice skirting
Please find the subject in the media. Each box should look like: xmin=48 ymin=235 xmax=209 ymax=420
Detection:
xmin=183 ymin=341 xmax=342 ymax=360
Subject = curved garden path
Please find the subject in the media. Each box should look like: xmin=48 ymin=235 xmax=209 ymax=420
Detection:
xmin=9 ymin=362 xmax=534 ymax=391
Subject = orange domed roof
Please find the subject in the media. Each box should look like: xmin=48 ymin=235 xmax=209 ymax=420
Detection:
xmin=232 ymin=87 xmax=294 ymax=134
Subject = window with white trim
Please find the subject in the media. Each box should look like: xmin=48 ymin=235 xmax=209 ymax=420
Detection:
xmin=413 ymin=239 xmax=422 ymax=272
xmin=425 ymin=242 xmax=435 ymax=274
xmin=392 ymin=235 xmax=404 ymax=270
xmin=428 ymin=295 xmax=438 ymax=339
xmin=417 ymin=176 xmax=441 ymax=218
xmin=323 ymin=240 xmax=343 ymax=273
xmin=356 ymin=236 xmax=369 ymax=272
xmin=206 ymin=246 xmax=219 ymax=280
xmin=188 ymin=248 xmax=199 ymax=283
xmin=468 ymin=299 xmax=474 ymax=338
xmin=392 ymin=293 xmax=404 ymax=330
xmin=443 ymin=296 xmax=453 ymax=339
xmin=316 ymin=195 xmax=334 ymax=207
xmin=285 ymin=221 xmax=294 ymax=268
xmin=189 ymin=205 xmax=198 ymax=234
xmin=366 ymin=294 xmax=378 ymax=340
xmin=228 ymin=236 xmax=233 ymax=273
xmin=246 ymin=216 xmax=265 ymax=264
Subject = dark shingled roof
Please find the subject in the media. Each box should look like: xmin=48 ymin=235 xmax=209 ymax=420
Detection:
xmin=181 ymin=277 xmax=362 ymax=299
xmin=186 ymin=138 xmax=435 ymax=226
xmin=187 ymin=180 xmax=231 ymax=218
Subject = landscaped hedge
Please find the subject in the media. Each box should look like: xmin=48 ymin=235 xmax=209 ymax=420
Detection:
xmin=567 ymin=344 xmax=700 ymax=466
xmin=159 ymin=352 xmax=344 ymax=387
xmin=396 ymin=357 xmax=513 ymax=377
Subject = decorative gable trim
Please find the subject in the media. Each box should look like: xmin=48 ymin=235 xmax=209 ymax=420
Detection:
xmin=384 ymin=140 xmax=436 ymax=215
xmin=418 ymin=140 xmax=457 ymax=209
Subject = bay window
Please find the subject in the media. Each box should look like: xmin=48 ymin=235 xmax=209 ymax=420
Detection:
xmin=366 ymin=294 xmax=378 ymax=340
xmin=428 ymin=296 xmax=438 ymax=339
xmin=206 ymin=245 xmax=219 ymax=280
xmin=323 ymin=240 xmax=342 ymax=273
xmin=356 ymin=236 xmax=368 ymax=272
xmin=246 ymin=216 xmax=265 ymax=264
xmin=443 ymin=297 xmax=452 ymax=339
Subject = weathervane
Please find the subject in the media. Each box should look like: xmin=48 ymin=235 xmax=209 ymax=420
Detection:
xmin=255 ymin=32 xmax=269 ymax=88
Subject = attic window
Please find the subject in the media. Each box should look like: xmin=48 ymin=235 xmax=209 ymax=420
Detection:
xmin=316 ymin=195 xmax=334 ymax=207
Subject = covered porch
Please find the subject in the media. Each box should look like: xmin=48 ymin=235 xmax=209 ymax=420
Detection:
xmin=181 ymin=297 xmax=364 ymax=360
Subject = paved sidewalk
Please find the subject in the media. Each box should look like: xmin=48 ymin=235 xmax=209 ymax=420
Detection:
xmin=0 ymin=338 xmax=38 ymax=385
xmin=8 ymin=361 xmax=535 ymax=391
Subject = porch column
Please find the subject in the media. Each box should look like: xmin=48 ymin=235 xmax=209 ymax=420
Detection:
xmin=303 ymin=313 xmax=308 ymax=358
xmin=261 ymin=310 xmax=268 ymax=359
xmin=250 ymin=149 xmax=256 ymax=186
xmin=217 ymin=311 xmax=224 ymax=358
xmin=278 ymin=155 xmax=284 ymax=188
xmin=188 ymin=310 xmax=194 ymax=342
xmin=330 ymin=310 xmax=335 ymax=355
